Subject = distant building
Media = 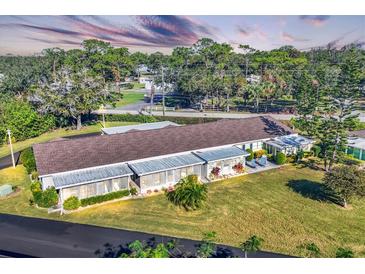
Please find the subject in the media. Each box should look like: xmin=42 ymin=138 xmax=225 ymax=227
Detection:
xmin=347 ymin=131 xmax=365 ymax=160
xmin=246 ymin=74 xmax=261 ymax=84
xmin=139 ymin=76 xmax=153 ymax=90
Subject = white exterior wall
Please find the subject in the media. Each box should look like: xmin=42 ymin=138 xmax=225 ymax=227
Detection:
xmin=138 ymin=164 xmax=203 ymax=194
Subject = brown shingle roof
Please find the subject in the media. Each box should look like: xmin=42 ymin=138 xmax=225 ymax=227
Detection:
xmin=33 ymin=116 xmax=293 ymax=176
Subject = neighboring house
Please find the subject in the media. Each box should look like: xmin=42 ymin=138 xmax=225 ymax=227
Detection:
xmin=139 ymin=76 xmax=153 ymax=90
xmin=33 ymin=117 xmax=312 ymax=204
xmin=346 ymin=130 xmax=365 ymax=160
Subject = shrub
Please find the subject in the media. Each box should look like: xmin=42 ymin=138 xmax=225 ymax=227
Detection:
xmin=130 ymin=187 xmax=138 ymax=196
xmin=275 ymin=152 xmax=287 ymax=165
xmin=246 ymin=149 xmax=254 ymax=161
xmin=40 ymin=187 xmax=59 ymax=208
xmin=254 ymin=149 xmax=267 ymax=159
xmin=295 ymin=149 xmax=305 ymax=163
xmin=305 ymin=243 xmax=320 ymax=258
xmin=30 ymin=181 xmax=43 ymax=205
xmin=336 ymin=247 xmax=354 ymax=258
xmin=166 ymin=175 xmax=207 ymax=211
xmin=31 ymin=171 xmax=39 ymax=181
xmin=63 ymin=196 xmax=81 ymax=210
xmin=311 ymin=145 xmax=321 ymax=157
xmin=20 ymin=147 xmax=36 ymax=173
xmin=30 ymin=181 xmax=58 ymax=208
xmin=80 ymin=189 xmax=130 ymax=207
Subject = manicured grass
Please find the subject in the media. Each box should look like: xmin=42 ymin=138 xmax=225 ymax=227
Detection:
xmin=113 ymin=91 xmax=145 ymax=108
xmin=1 ymin=164 xmax=365 ymax=257
xmin=0 ymin=121 xmax=139 ymax=158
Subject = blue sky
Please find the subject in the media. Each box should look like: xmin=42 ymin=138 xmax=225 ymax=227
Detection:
xmin=0 ymin=15 xmax=364 ymax=55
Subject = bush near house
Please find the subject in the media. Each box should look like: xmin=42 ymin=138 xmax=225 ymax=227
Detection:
xmin=80 ymin=189 xmax=130 ymax=207
xmin=246 ymin=149 xmax=254 ymax=161
xmin=30 ymin=181 xmax=58 ymax=208
xmin=275 ymin=152 xmax=287 ymax=165
xmin=166 ymin=175 xmax=208 ymax=211
xmin=311 ymin=145 xmax=321 ymax=157
xmin=254 ymin=149 xmax=267 ymax=159
xmin=20 ymin=147 xmax=36 ymax=173
xmin=63 ymin=196 xmax=81 ymax=210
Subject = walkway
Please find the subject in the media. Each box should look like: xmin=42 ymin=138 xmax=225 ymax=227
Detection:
xmin=0 ymin=213 xmax=293 ymax=258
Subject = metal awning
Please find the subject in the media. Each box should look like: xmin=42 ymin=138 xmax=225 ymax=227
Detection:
xmin=52 ymin=163 xmax=133 ymax=189
xmin=128 ymin=153 xmax=205 ymax=176
xmin=193 ymin=146 xmax=249 ymax=162
xmin=265 ymin=135 xmax=314 ymax=150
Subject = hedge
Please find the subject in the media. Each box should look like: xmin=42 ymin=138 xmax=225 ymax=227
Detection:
xmin=155 ymin=116 xmax=219 ymax=125
xmin=63 ymin=196 xmax=81 ymax=210
xmin=80 ymin=189 xmax=130 ymax=207
xmin=98 ymin=114 xmax=158 ymax=123
xmin=20 ymin=147 xmax=36 ymax=173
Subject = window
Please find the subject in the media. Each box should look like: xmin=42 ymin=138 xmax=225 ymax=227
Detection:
xmin=181 ymin=168 xmax=187 ymax=178
xmin=193 ymin=165 xmax=201 ymax=177
xmin=167 ymin=170 xmax=174 ymax=183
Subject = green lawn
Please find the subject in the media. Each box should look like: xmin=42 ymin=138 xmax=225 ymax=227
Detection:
xmin=1 ymin=164 xmax=364 ymax=257
xmin=113 ymin=91 xmax=145 ymax=108
xmin=0 ymin=121 xmax=138 ymax=158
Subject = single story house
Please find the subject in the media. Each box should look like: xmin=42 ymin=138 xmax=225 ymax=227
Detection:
xmin=33 ymin=117 xmax=312 ymax=205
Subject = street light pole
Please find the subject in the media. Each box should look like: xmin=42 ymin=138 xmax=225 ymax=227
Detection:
xmin=7 ymin=129 xmax=15 ymax=168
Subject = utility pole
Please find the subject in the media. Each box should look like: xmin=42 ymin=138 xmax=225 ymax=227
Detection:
xmin=161 ymin=67 xmax=166 ymax=116
xmin=102 ymin=105 xmax=106 ymax=128
xmin=7 ymin=129 xmax=15 ymax=168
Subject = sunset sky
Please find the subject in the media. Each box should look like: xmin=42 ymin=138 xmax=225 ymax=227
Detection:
xmin=0 ymin=15 xmax=364 ymax=55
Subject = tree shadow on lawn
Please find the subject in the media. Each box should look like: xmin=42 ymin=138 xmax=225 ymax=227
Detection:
xmin=287 ymin=179 xmax=341 ymax=205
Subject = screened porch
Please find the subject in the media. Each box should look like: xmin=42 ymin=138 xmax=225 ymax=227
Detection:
xmin=129 ymin=153 xmax=205 ymax=193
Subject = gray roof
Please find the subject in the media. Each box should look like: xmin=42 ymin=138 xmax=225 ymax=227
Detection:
xmin=101 ymin=121 xmax=179 ymax=135
xmin=347 ymin=137 xmax=365 ymax=150
xmin=193 ymin=146 xmax=249 ymax=162
xmin=51 ymin=163 xmax=133 ymax=189
xmin=129 ymin=153 xmax=204 ymax=176
xmin=265 ymin=135 xmax=314 ymax=149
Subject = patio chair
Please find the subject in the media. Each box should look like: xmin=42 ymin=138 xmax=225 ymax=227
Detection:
xmin=246 ymin=159 xmax=257 ymax=168
xmin=256 ymin=155 xmax=267 ymax=167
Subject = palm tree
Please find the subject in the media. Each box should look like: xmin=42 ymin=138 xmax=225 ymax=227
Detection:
xmin=166 ymin=175 xmax=208 ymax=211
xmin=247 ymin=83 xmax=262 ymax=112
xmin=240 ymin=235 xmax=264 ymax=258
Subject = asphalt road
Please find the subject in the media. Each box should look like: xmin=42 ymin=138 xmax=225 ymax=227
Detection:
xmin=0 ymin=151 xmax=20 ymax=170
xmin=0 ymin=213 xmax=293 ymax=258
